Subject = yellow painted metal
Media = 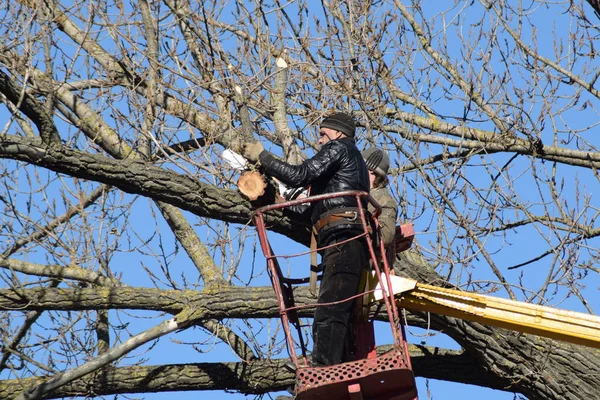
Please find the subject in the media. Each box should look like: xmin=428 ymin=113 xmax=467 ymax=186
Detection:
xmin=377 ymin=276 xmax=600 ymax=349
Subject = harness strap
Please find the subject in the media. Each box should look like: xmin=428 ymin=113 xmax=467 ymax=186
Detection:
xmin=312 ymin=211 xmax=358 ymax=232
xmin=309 ymin=225 xmax=319 ymax=297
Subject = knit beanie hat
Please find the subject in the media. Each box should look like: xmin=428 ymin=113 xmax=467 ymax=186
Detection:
xmin=362 ymin=147 xmax=390 ymax=176
xmin=320 ymin=112 xmax=356 ymax=138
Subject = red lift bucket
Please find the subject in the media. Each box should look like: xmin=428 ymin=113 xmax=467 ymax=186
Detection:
xmin=252 ymin=191 xmax=417 ymax=400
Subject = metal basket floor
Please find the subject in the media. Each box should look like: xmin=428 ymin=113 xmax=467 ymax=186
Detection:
xmin=295 ymin=350 xmax=417 ymax=400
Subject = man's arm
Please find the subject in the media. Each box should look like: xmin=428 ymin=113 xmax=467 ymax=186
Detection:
xmin=258 ymin=141 xmax=343 ymax=187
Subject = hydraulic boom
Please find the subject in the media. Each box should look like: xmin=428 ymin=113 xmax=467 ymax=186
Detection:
xmin=375 ymin=276 xmax=600 ymax=349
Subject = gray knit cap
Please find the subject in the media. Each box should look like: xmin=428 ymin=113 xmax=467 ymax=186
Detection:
xmin=320 ymin=112 xmax=356 ymax=138
xmin=362 ymin=147 xmax=390 ymax=176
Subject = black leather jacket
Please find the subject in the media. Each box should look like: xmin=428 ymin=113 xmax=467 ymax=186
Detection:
xmin=259 ymin=138 xmax=370 ymax=226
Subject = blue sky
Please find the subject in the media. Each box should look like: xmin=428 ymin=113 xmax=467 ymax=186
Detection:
xmin=2 ymin=1 xmax=600 ymax=399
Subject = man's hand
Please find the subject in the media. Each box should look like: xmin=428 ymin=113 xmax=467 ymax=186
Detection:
xmin=242 ymin=141 xmax=264 ymax=163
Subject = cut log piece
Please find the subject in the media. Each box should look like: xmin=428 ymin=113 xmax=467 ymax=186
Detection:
xmin=238 ymin=171 xmax=267 ymax=200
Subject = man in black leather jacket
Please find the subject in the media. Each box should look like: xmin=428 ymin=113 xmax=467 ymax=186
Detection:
xmin=243 ymin=112 xmax=370 ymax=366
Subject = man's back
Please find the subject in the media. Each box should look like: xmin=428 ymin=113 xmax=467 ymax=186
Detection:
xmin=259 ymin=136 xmax=369 ymax=224
xmin=369 ymin=186 xmax=398 ymax=248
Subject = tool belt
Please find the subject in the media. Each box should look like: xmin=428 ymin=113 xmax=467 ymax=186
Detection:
xmin=309 ymin=208 xmax=364 ymax=296
xmin=313 ymin=209 xmax=359 ymax=232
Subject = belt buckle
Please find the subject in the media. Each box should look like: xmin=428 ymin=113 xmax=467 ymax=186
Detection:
xmin=346 ymin=211 xmax=358 ymax=222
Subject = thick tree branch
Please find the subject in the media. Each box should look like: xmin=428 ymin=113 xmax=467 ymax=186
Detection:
xmin=0 ymin=259 xmax=121 ymax=287
xmin=0 ymin=346 xmax=509 ymax=399
xmin=0 ymin=135 xmax=309 ymax=243
xmin=0 ymin=70 xmax=60 ymax=144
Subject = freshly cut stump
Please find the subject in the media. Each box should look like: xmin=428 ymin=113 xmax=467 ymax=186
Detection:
xmin=238 ymin=171 xmax=267 ymax=200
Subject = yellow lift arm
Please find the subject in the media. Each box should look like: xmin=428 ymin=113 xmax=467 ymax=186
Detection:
xmin=374 ymin=276 xmax=600 ymax=349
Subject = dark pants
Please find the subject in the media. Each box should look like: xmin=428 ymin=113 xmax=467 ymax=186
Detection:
xmin=312 ymin=230 xmax=367 ymax=366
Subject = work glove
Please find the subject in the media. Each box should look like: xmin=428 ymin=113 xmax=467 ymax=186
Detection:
xmin=242 ymin=141 xmax=264 ymax=163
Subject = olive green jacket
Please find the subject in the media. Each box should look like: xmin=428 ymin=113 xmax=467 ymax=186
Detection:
xmin=369 ymin=186 xmax=398 ymax=248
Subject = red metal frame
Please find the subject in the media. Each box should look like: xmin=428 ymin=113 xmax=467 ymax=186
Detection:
xmin=252 ymin=190 xmax=417 ymax=400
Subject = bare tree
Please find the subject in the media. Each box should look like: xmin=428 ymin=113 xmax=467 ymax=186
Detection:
xmin=1 ymin=1 xmax=600 ymax=399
